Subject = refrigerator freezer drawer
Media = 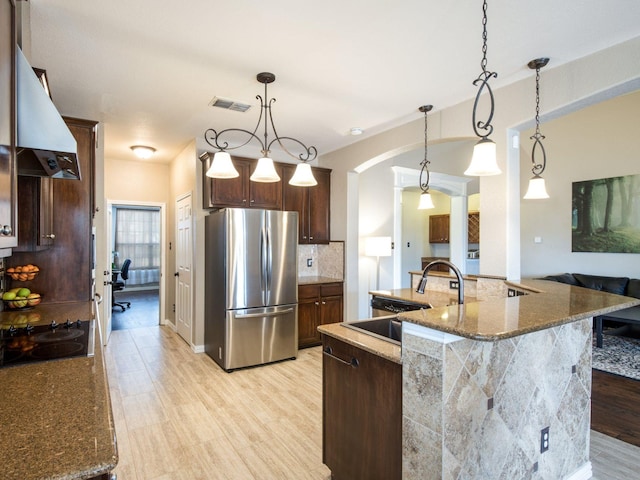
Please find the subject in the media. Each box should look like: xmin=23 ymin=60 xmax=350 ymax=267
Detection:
xmin=224 ymin=304 xmax=298 ymax=371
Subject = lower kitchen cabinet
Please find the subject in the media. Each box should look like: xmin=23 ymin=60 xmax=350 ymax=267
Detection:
xmin=322 ymin=335 xmax=401 ymax=480
xmin=298 ymin=282 xmax=343 ymax=348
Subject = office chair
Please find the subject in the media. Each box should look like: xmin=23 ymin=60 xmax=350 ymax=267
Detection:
xmin=112 ymin=259 xmax=132 ymax=311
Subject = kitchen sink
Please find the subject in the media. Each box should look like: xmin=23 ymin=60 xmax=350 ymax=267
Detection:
xmin=342 ymin=316 xmax=402 ymax=345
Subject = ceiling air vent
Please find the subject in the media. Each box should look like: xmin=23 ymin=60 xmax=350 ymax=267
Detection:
xmin=209 ymin=97 xmax=252 ymax=112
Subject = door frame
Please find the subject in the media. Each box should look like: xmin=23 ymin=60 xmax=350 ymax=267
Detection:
xmin=106 ymin=199 xmax=167 ymax=332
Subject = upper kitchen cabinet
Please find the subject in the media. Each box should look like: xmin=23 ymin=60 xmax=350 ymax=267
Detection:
xmin=10 ymin=117 xmax=97 ymax=303
xmin=428 ymin=214 xmax=449 ymax=243
xmin=0 ymin=0 xmax=17 ymax=251
xmin=282 ymin=165 xmax=331 ymax=244
xmin=200 ymin=153 xmax=283 ymax=210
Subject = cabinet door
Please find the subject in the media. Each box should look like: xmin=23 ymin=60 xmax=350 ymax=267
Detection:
xmin=297 ymin=297 xmax=320 ymax=348
xmin=429 ymin=214 xmax=449 ymax=243
xmin=14 ymin=176 xmax=54 ymax=251
xmin=282 ymin=164 xmax=309 ymax=243
xmin=320 ymin=295 xmax=343 ymax=326
xmin=210 ymin=158 xmax=250 ymax=207
xmin=307 ymin=168 xmax=331 ymax=244
xmin=248 ymin=162 xmax=283 ymax=209
xmin=468 ymin=211 xmax=480 ymax=244
xmin=322 ymin=336 xmax=402 ymax=480
xmin=0 ymin=0 xmax=17 ymax=250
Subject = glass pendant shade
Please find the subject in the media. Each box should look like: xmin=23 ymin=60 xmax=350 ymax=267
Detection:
xmin=250 ymin=157 xmax=280 ymax=182
xmin=289 ymin=163 xmax=317 ymax=186
xmin=418 ymin=192 xmax=435 ymax=210
xmin=523 ymin=175 xmax=549 ymax=199
xmin=465 ymin=138 xmax=501 ymax=176
xmin=206 ymin=151 xmax=239 ymax=178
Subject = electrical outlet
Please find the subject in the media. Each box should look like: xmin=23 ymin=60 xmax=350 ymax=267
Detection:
xmin=508 ymin=288 xmax=516 ymax=297
xmin=449 ymin=280 xmax=459 ymax=290
xmin=540 ymin=427 xmax=550 ymax=453
xmin=307 ymin=258 xmax=313 ymax=267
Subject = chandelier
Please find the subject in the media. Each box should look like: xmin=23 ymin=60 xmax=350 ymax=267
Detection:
xmin=417 ymin=105 xmax=435 ymax=210
xmin=204 ymin=72 xmax=318 ymax=186
xmin=464 ymin=0 xmax=501 ymax=176
xmin=523 ymin=58 xmax=550 ymax=199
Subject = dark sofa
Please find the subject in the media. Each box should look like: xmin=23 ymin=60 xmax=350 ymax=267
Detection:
xmin=543 ymin=273 xmax=640 ymax=348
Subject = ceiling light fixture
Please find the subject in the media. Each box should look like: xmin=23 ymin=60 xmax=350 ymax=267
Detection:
xmin=130 ymin=145 xmax=156 ymax=159
xmin=464 ymin=0 xmax=501 ymax=177
xmin=204 ymin=72 xmax=318 ymax=185
xmin=523 ymin=57 xmax=550 ymax=200
xmin=417 ymin=105 xmax=435 ymax=210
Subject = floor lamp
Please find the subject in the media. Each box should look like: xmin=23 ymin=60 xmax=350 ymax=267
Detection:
xmin=365 ymin=236 xmax=392 ymax=290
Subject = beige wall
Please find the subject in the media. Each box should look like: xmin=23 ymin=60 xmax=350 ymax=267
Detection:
xmin=520 ymin=90 xmax=640 ymax=277
xmin=105 ymin=158 xmax=170 ymax=202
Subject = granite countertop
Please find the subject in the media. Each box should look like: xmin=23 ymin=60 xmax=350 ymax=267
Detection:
xmin=395 ymin=279 xmax=640 ymax=341
xmin=0 ymin=301 xmax=118 ymax=480
xmin=318 ymin=322 xmax=402 ymax=364
xmin=298 ymin=276 xmax=343 ymax=285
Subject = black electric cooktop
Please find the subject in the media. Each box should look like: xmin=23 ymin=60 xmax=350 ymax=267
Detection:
xmin=0 ymin=319 xmax=94 ymax=368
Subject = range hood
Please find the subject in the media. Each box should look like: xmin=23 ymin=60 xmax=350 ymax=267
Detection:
xmin=16 ymin=47 xmax=81 ymax=180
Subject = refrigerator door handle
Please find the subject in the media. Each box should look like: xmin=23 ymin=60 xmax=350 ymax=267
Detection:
xmin=260 ymin=226 xmax=267 ymax=305
xmin=235 ymin=308 xmax=294 ymax=319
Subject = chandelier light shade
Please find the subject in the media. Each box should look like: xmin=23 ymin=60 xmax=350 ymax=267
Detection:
xmin=250 ymin=157 xmax=280 ymax=182
xmin=204 ymin=72 xmax=317 ymax=185
xmin=465 ymin=0 xmax=501 ymax=177
xmin=130 ymin=145 xmax=156 ymax=159
xmin=289 ymin=162 xmax=317 ymax=186
xmin=523 ymin=57 xmax=551 ymax=200
xmin=206 ymin=151 xmax=239 ymax=178
xmin=417 ymin=105 xmax=435 ymax=210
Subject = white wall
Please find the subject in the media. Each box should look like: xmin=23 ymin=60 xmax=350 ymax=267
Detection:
xmin=520 ymin=91 xmax=640 ymax=278
xmin=321 ymin=37 xmax=640 ymax=321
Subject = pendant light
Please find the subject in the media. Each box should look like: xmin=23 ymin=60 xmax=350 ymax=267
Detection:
xmin=204 ymin=72 xmax=317 ymax=185
xmin=523 ymin=58 xmax=550 ymax=199
xmin=417 ymin=105 xmax=435 ymax=210
xmin=465 ymin=0 xmax=501 ymax=176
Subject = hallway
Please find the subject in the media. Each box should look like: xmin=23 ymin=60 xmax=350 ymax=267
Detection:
xmin=111 ymin=290 xmax=159 ymax=331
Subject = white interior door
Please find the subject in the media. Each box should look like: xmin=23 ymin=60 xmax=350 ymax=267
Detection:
xmin=176 ymin=193 xmax=193 ymax=344
xmin=103 ymin=204 xmax=113 ymax=342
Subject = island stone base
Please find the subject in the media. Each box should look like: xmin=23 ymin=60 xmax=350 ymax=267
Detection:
xmin=402 ymin=318 xmax=593 ymax=480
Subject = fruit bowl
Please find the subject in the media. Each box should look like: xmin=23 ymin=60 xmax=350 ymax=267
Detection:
xmin=2 ymin=290 xmax=42 ymax=310
xmin=6 ymin=265 xmax=40 ymax=281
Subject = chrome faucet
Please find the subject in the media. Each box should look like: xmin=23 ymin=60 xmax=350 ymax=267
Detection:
xmin=415 ymin=260 xmax=465 ymax=305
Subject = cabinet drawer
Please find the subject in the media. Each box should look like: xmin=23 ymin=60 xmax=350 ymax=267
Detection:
xmin=320 ymin=282 xmax=343 ymax=297
xmin=298 ymin=284 xmax=320 ymax=299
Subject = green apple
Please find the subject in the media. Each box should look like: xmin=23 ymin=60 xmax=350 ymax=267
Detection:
xmin=2 ymin=292 xmax=16 ymax=301
xmin=16 ymin=288 xmax=30 ymax=298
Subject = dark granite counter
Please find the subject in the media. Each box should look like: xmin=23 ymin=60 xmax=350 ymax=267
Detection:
xmin=0 ymin=301 xmax=118 ymax=480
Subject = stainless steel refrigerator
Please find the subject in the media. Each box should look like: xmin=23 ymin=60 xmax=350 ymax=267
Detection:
xmin=205 ymin=208 xmax=298 ymax=371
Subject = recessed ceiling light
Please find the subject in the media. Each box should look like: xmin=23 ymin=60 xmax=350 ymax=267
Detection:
xmin=130 ymin=145 xmax=156 ymax=159
xmin=350 ymin=127 xmax=364 ymax=136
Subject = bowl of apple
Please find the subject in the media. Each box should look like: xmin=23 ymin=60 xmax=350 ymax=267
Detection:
xmin=2 ymin=288 xmax=42 ymax=310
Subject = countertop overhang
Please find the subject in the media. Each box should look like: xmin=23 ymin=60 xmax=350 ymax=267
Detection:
xmin=0 ymin=301 xmax=118 ymax=480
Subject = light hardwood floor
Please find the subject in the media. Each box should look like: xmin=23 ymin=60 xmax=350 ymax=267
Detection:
xmin=105 ymin=326 xmax=639 ymax=480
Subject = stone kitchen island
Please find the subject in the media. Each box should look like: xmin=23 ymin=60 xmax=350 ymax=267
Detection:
xmin=319 ymin=277 xmax=639 ymax=480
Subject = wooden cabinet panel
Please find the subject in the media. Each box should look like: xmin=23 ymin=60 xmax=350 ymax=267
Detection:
xmin=9 ymin=117 xmax=97 ymax=303
xmin=298 ymin=282 xmax=343 ymax=348
xmin=282 ymin=165 xmax=331 ymax=244
xmin=429 ymin=214 xmax=449 ymax=243
xmin=0 ymin=0 xmax=17 ymax=250
xmin=468 ymin=211 xmax=480 ymax=244
xmin=14 ymin=176 xmax=54 ymax=251
xmin=322 ymin=335 xmax=401 ymax=480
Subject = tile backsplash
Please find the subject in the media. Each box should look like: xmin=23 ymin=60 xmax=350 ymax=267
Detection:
xmin=298 ymin=241 xmax=344 ymax=279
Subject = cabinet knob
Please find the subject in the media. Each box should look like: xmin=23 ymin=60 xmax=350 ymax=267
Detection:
xmin=315 ymin=301 xmax=320 ymax=306
xmin=43 ymin=234 xmax=56 ymax=239
xmin=243 ymin=199 xmax=247 ymax=203
xmin=309 ymin=236 xmax=314 ymax=240
xmin=322 ymin=301 xmax=326 ymax=305
xmin=250 ymin=199 xmax=254 ymax=203
xmin=0 ymin=225 xmax=12 ymax=236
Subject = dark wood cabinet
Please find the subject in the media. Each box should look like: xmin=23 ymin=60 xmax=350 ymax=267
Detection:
xmin=282 ymin=165 xmax=331 ymax=244
xmin=298 ymin=282 xmax=343 ymax=348
xmin=14 ymin=176 xmax=54 ymax=251
xmin=0 ymin=0 xmax=17 ymax=251
xmin=322 ymin=335 xmax=401 ymax=480
xmin=429 ymin=213 xmax=449 ymax=243
xmin=200 ymin=153 xmax=283 ymax=210
xmin=9 ymin=117 xmax=97 ymax=303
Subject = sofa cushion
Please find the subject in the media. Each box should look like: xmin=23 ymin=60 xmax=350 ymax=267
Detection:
xmin=627 ymin=279 xmax=640 ymax=299
xmin=573 ymin=273 xmax=629 ymax=295
xmin=542 ymin=273 xmax=580 ymax=285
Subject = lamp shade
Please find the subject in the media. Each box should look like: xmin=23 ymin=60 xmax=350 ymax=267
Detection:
xmin=418 ymin=192 xmax=435 ymax=210
xmin=465 ymin=138 xmax=501 ymax=176
xmin=289 ymin=162 xmax=317 ymax=186
xmin=250 ymin=157 xmax=281 ymax=182
xmin=206 ymin=151 xmax=239 ymax=178
xmin=365 ymin=236 xmax=392 ymax=257
xmin=523 ymin=175 xmax=549 ymax=199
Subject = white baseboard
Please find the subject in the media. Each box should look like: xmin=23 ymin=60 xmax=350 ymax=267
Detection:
xmin=192 ymin=344 xmax=205 ymax=354
xmin=564 ymin=462 xmax=592 ymax=480
xmin=162 ymin=319 xmax=177 ymax=331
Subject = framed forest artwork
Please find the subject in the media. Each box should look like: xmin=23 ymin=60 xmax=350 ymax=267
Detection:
xmin=572 ymin=173 xmax=640 ymax=252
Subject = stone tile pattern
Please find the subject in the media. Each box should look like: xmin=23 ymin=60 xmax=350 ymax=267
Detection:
xmin=298 ymin=241 xmax=344 ymax=279
xmin=402 ymin=318 xmax=592 ymax=480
